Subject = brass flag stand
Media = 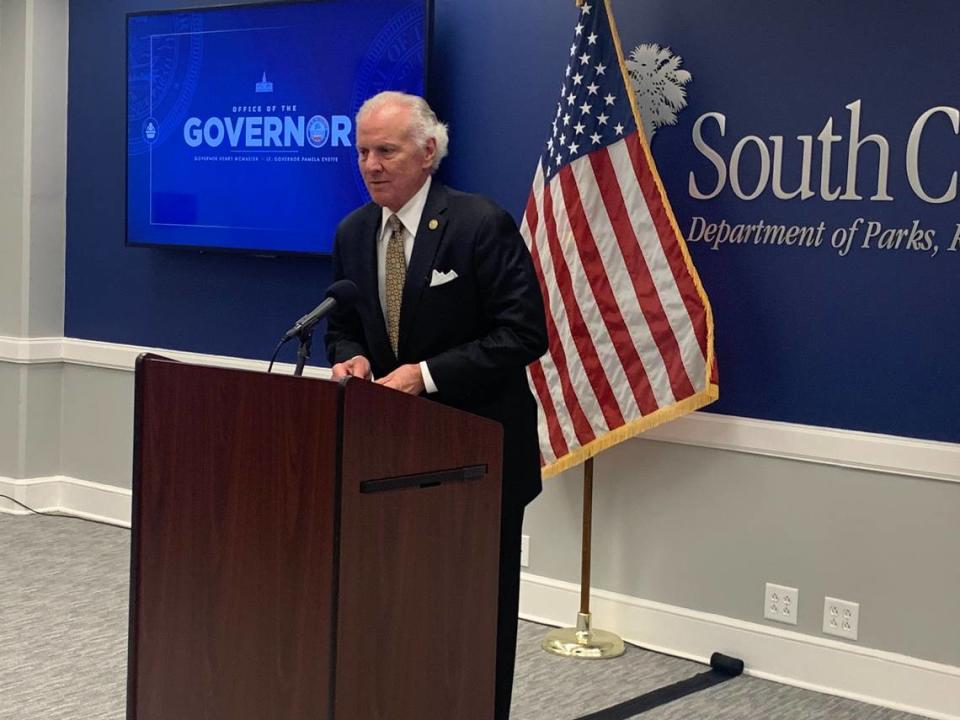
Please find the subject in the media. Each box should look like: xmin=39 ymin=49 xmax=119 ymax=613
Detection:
xmin=542 ymin=458 xmax=625 ymax=658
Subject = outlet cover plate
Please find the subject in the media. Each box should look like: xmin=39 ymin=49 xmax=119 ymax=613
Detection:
xmin=764 ymin=582 xmax=799 ymax=625
xmin=823 ymin=596 xmax=859 ymax=640
xmin=520 ymin=535 xmax=530 ymax=568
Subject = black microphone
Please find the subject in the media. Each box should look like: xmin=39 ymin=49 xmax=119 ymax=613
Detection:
xmin=281 ymin=279 xmax=360 ymax=341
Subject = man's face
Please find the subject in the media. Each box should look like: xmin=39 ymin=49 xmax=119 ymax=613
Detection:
xmin=356 ymin=102 xmax=436 ymax=212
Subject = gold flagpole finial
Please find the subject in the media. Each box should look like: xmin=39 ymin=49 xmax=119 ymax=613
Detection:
xmin=575 ymin=0 xmax=584 ymax=7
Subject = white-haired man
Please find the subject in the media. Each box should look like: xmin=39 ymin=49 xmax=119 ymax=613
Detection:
xmin=325 ymin=91 xmax=547 ymax=720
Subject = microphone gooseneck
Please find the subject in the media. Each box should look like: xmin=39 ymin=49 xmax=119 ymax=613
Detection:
xmin=268 ymin=279 xmax=360 ymax=374
xmin=281 ymin=279 xmax=360 ymax=341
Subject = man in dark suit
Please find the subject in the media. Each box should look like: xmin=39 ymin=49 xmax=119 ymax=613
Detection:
xmin=325 ymin=91 xmax=547 ymax=720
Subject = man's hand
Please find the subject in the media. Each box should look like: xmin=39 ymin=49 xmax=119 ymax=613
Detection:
xmin=331 ymin=355 xmax=372 ymax=380
xmin=375 ymin=363 xmax=425 ymax=395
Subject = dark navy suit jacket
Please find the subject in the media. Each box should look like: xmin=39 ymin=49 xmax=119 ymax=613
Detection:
xmin=325 ymin=181 xmax=548 ymax=508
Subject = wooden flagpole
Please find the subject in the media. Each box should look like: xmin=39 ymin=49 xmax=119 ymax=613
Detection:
xmin=542 ymin=457 xmax=624 ymax=658
xmin=580 ymin=457 xmax=593 ymax=616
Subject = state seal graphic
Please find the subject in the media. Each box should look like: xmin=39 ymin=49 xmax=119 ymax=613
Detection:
xmin=625 ymin=43 xmax=692 ymax=142
xmin=349 ymin=6 xmax=425 ymax=199
xmin=128 ymin=13 xmax=205 ymax=156
xmin=307 ymin=115 xmax=331 ymax=148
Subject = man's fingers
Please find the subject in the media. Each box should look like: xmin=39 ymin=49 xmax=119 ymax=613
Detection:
xmin=372 ymin=365 xmax=422 ymax=395
xmin=333 ymin=356 xmax=372 ymax=380
xmin=352 ymin=358 xmax=372 ymax=379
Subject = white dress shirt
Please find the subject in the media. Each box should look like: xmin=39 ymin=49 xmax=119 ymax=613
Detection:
xmin=375 ymin=176 xmax=438 ymax=394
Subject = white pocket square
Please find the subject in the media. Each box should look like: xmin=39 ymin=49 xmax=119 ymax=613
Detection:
xmin=429 ymin=269 xmax=458 ymax=287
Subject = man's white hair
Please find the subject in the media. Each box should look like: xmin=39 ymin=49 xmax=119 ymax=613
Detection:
xmin=356 ymin=91 xmax=449 ymax=172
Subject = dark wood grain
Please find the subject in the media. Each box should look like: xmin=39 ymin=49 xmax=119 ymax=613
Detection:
xmin=130 ymin=359 xmax=503 ymax=720
xmin=335 ymin=377 xmax=503 ymax=720
xmin=130 ymin=357 xmax=339 ymax=720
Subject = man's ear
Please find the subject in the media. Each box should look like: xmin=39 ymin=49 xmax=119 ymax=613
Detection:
xmin=422 ymin=137 xmax=437 ymax=170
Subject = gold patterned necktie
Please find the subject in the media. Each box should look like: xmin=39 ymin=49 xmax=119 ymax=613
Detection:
xmin=384 ymin=214 xmax=406 ymax=355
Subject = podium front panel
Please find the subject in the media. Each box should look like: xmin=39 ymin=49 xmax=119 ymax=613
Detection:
xmin=334 ymin=378 xmax=503 ymax=720
xmin=130 ymin=359 xmax=340 ymax=720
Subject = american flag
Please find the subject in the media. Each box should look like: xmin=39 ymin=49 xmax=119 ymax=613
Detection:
xmin=521 ymin=0 xmax=718 ymax=478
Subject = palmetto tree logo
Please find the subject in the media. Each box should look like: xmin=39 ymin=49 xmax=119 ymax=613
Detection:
xmin=625 ymin=43 xmax=692 ymax=142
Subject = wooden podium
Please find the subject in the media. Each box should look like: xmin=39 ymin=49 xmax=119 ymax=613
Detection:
xmin=127 ymin=355 xmax=503 ymax=720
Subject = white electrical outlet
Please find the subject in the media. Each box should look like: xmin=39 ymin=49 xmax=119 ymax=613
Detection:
xmin=823 ymin=596 xmax=859 ymax=640
xmin=764 ymin=582 xmax=799 ymax=625
xmin=520 ymin=535 xmax=530 ymax=568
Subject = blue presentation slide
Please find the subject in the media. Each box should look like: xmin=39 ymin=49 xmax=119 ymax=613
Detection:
xmin=127 ymin=0 xmax=426 ymax=254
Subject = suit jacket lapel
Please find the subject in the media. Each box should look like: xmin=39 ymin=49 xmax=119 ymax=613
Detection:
xmin=399 ymin=182 xmax=448 ymax=355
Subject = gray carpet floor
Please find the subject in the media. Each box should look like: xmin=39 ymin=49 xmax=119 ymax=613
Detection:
xmin=0 ymin=513 xmax=924 ymax=720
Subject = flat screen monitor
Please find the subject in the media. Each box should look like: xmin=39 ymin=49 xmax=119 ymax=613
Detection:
xmin=126 ymin=0 xmax=430 ymax=255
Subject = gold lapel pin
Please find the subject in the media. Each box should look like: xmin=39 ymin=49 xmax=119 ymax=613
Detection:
xmin=428 ymin=218 xmax=439 ymax=230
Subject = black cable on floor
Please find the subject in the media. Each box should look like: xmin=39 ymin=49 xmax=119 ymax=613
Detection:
xmin=0 ymin=494 xmax=129 ymax=530
xmin=575 ymin=652 xmax=744 ymax=720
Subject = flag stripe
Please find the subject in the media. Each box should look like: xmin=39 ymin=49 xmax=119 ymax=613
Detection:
xmin=568 ymin=150 xmax=676 ymax=410
xmin=550 ymin=172 xmax=624 ymax=434
xmin=624 ymin=132 xmax=710 ymax=361
xmin=541 ymin=176 xmax=610 ymax=444
xmin=520 ymin=175 xmax=565 ymax=456
xmin=533 ymin=168 xmax=598 ymax=449
xmin=534 ymin=181 xmax=600 ymax=454
xmin=607 ymin=139 xmax=706 ymax=389
xmin=522 ymin=167 xmax=581 ymax=459
xmin=559 ymin=160 xmax=659 ymax=417
xmin=589 ymin=144 xmax=697 ymax=401
xmin=526 ymin=359 xmax=567 ymax=464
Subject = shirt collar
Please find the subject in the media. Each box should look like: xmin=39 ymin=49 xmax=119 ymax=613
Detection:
xmin=380 ymin=175 xmax=432 ymax=238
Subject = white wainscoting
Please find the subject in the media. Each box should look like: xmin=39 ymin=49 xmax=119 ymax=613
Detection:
xmin=520 ymin=573 xmax=960 ymax=720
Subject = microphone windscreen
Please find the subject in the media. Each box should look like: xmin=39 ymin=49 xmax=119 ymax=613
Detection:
xmin=325 ymin=279 xmax=360 ymax=308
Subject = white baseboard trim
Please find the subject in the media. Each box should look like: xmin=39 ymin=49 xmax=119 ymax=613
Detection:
xmin=519 ymin=573 xmax=960 ymax=720
xmin=1 ymin=335 xmax=958 ymax=483
xmin=0 ymin=475 xmax=131 ymax=527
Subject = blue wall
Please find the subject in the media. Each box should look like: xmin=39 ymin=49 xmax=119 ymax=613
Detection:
xmin=66 ymin=0 xmax=960 ymax=443
xmin=66 ymin=0 xmax=569 ymax=362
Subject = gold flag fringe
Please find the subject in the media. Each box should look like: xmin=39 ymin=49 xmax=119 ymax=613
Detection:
xmin=540 ymin=384 xmax=718 ymax=480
